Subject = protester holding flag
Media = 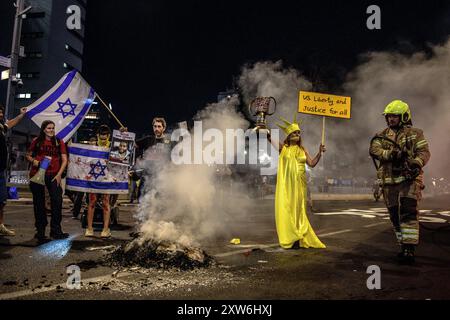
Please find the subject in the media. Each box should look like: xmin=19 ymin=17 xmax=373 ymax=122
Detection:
xmin=21 ymin=69 xmax=129 ymax=240
xmin=85 ymin=125 xmax=113 ymax=238
xmin=26 ymin=120 xmax=68 ymax=242
xmin=24 ymin=70 xmax=95 ymax=143
xmin=0 ymin=105 xmax=27 ymax=236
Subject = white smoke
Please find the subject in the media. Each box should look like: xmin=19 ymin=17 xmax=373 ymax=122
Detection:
xmin=238 ymin=61 xmax=325 ymax=170
xmin=343 ymin=40 xmax=450 ymax=180
xmin=238 ymin=60 xmax=313 ymax=130
xmin=136 ymin=96 xmax=254 ymax=245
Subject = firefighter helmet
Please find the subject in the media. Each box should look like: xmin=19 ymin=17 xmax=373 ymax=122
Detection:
xmin=383 ymin=100 xmax=411 ymax=124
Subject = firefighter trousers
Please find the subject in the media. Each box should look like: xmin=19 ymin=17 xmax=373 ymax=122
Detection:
xmin=382 ymin=180 xmax=422 ymax=246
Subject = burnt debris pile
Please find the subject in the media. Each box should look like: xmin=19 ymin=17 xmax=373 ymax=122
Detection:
xmin=106 ymin=237 xmax=214 ymax=270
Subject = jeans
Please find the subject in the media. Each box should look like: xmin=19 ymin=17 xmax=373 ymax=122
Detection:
xmin=30 ymin=176 xmax=64 ymax=235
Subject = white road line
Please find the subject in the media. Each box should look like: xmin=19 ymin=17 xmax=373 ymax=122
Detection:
xmin=363 ymin=222 xmax=388 ymax=228
xmin=215 ymin=229 xmax=355 ymax=258
xmin=318 ymin=229 xmax=353 ymax=237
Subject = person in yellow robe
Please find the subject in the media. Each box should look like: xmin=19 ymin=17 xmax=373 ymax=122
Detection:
xmin=269 ymin=116 xmax=326 ymax=249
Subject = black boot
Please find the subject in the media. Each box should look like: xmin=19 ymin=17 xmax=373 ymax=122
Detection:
xmin=50 ymin=231 xmax=69 ymax=240
xmin=34 ymin=229 xmax=48 ymax=244
xmin=398 ymin=244 xmax=415 ymax=265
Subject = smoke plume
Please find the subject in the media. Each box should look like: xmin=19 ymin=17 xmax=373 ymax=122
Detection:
xmin=136 ymin=96 xmax=253 ymax=246
xmin=343 ymin=40 xmax=450 ymax=180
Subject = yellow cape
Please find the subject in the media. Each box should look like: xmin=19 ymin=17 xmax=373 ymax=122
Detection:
xmin=275 ymin=145 xmax=326 ymax=249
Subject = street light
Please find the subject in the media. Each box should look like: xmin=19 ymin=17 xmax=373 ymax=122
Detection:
xmin=4 ymin=0 xmax=32 ymax=185
xmin=5 ymin=0 xmax=32 ymax=120
xmin=18 ymin=5 xmax=32 ymax=17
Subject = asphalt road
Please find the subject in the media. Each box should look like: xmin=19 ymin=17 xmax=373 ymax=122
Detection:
xmin=1 ymin=195 xmax=450 ymax=300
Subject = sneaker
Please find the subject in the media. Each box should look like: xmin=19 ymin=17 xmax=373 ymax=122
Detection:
xmin=50 ymin=232 xmax=69 ymax=240
xmin=100 ymin=228 xmax=111 ymax=238
xmin=0 ymin=224 xmax=16 ymax=236
xmin=85 ymin=228 xmax=95 ymax=237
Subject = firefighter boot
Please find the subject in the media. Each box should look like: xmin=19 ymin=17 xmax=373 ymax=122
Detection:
xmin=398 ymin=244 xmax=415 ymax=265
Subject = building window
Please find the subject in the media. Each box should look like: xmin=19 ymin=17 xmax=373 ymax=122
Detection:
xmin=20 ymin=72 xmax=40 ymax=79
xmin=85 ymin=113 xmax=99 ymax=120
xmin=68 ymin=28 xmax=84 ymax=41
xmin=65 ymin=44 xmax=83 ymax=59
xmin=63 ymin=62 xmax=75 ymax=70
xmin=24 ymin=12 xmax=46 ymax=19
xmin=16 ymin=93 xmax=36 ymax=99
xmin=21 ymin=32 xmax=44 ymax=39
xmin=25 ymin=51 xmax=43 ymax=59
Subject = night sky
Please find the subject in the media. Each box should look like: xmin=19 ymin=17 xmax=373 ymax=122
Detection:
xmin=83 ymin=0 xmax=450 ymax=136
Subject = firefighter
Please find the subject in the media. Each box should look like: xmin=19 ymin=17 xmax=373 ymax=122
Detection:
xmin=369 ymin=100 xmax=430 ymax=264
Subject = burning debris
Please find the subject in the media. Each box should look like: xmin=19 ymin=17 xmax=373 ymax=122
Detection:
xmin=105 ymin=236 xmax=215 ymax=270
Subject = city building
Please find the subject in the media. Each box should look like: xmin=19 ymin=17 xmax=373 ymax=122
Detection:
xmin=0 ymin=0 xmax=88 ymax=150
xmin=75 ymin=103 xmax=115 ymax=143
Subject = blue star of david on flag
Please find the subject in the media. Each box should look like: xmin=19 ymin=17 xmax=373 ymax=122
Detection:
xmin=24 ymin=71 xmax=95 ymax=142
xmin=89 ymin=160 xmax=108 ymax=180
xmin=55 ymin=98 xmax=77 ymax=119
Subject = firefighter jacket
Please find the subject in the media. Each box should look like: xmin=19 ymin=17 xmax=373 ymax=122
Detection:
xmin=369 ymin=125 xmax=430 ymax=185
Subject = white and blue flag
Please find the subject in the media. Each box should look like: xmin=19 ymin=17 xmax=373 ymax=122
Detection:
xmin=26 ymin=70 xmax=95 ymax=142
xmin=66 ymin=143 xmax=129 ymax=194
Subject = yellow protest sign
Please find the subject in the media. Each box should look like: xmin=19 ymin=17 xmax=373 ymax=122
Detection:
xmin=298 ymin=91 xmax=351 ymax=119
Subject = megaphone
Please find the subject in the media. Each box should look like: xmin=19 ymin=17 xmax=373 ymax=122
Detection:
xmin=30 ymin=157 xmax=52 ymax=185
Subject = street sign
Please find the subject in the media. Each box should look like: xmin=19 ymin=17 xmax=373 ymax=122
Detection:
xmin=19 ymin=46 xmax=25 ymax=58
xmin=0 ymin=55 xmax=11 ymax=68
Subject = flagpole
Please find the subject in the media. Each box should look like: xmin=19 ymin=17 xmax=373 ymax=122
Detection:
xmin=321 ymin=116 xmax=325 ymax=146
xmin=95 ymin=93 xmax=125 ymax=128
xmin=321 ymin=116 xmax=325 ymax=170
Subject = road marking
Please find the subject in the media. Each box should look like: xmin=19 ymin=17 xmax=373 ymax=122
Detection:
xmin=315 ymin=212 xmax=377 ymax=218
xmin=318 ymin=229 xmax=353 ymax=237
xmin=215 ymin=229 xmax=355 ymax=258
xmin=363 ymin=222 xmax=388 ymax=228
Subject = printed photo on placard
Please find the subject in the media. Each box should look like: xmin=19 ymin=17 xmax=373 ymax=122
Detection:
xmin=109 ymin=130 xmax=136 ymax=166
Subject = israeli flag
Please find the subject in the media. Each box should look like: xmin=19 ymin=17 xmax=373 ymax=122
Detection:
xmin=26 ymin=70 xmax=95 ymax=142
xmin=66 ymin=143 xmax=129 ymax=194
